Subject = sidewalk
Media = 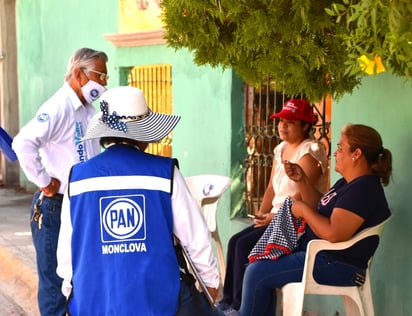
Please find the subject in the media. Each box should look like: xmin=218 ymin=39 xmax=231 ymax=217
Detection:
xmin=0 ymin=186 xmax=39 ymax=315
xmin=0 ymin=185 xmax=226 ymax=315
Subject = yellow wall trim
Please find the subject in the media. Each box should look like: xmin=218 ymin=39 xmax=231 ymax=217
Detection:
xmin=103 ymin=29 xmax=165 ymax=47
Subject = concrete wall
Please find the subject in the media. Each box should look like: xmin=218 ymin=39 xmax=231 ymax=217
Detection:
xmin=15 ymin=0 xmax=245 ymax=176
xmin=15 ymin=1 xmax=245 ymax=229
xmin=15 ymin=1 xmax=412 ymax=314
xmin=300 ymin=73 xmax=412 ymax=314
xmin=15 ymin=0 xmax=248 ymax=299
xmin=319 ymin=72 xmax=412 ymax=315
xmin=114 ymin=45 xmax=248 ymax=240
xmin=15 ymin=0 xmax=118 ymax=190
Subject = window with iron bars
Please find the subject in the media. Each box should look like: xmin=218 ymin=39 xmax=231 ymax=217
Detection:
xmin=244 ymin=82 xmax=332 ymax=215
xmin=128 ymin=64 xmax=173 ymax=157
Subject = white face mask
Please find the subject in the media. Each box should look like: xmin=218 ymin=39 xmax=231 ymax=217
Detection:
xmin=81 ymin=80 xmax=107 ymax=104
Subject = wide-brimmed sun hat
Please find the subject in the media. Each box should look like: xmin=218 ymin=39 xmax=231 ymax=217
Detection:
xmin=82 ymin=86 xmax=181 ymax=143
xmin=269 ymin=99 xmax=314 ymax=124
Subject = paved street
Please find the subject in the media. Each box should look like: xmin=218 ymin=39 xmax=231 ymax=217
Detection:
xmin=0 ymin=287 xmax=27 ymax=316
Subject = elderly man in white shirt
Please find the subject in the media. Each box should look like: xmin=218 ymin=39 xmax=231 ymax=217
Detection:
xmin=12 ymin=47 xmax=108 ymax=316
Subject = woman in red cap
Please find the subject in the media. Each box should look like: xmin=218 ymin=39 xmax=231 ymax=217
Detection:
xmin=217 ymin=99 xmax=329 ymax=315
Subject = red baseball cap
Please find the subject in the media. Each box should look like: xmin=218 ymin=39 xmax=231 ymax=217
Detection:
xmin=269 ymin=99 xmax=314 ymax=124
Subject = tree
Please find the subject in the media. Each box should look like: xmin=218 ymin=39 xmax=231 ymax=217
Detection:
xmin=160 ymin=0 xmax=412 ymax=102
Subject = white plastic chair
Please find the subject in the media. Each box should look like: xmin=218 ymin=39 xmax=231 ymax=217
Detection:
xmin=277 ymin=217 xmax=391 ymax=316
xmin=185 ymin=174 xmax=232 ymax=282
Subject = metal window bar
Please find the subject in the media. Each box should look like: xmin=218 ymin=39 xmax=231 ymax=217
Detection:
xmin=128 ymin=64 xmax=173 ymax=157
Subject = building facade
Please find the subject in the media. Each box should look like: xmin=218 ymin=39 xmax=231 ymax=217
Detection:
xmin=2 ymin=0 xmax=410 ymax=314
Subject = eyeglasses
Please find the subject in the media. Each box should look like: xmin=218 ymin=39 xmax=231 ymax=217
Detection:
xmin=83 ymin=68 xmax=109 ymax=81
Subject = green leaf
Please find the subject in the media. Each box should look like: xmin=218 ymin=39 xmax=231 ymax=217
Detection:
xmin=324 ymin=8 xmax=336 ymax=16
xmin=161 ymin=0 xmax=412 ymax=102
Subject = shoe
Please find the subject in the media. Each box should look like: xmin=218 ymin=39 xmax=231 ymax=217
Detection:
xmin=224 ymin=307 xmax=239 ymax=316
xmin=215 ymin=301 xmax=232 ymax=312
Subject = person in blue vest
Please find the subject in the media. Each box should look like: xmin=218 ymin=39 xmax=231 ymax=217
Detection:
xmin=56 ymin=86 xmax=223 ymax=316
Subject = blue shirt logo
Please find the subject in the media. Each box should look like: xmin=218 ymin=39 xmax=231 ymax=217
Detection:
xmin=37 ymin=113 xmax=49 ymax=122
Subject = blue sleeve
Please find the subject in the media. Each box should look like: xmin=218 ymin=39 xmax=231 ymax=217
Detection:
xmin=333 ymin=176 xmax=389 ymax=227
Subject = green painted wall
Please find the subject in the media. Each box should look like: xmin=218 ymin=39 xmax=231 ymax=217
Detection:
xmin=319 ymin=72 xmax=412 ymax=315
xmin=15 ymin=0 xmax=250 ymax=301
xmin=15 ymin=0 xmax=117 ymax=125
xmin=114 ymin=45 xmax=249 ymax=241
xmin=15 ymin=1 xmax=411 ymax=315
xmin=15 ymin=0 xmax=117 ymax=191
xmin=15 ymin=0 xmax=247 ymax=240
xmin=115 ymin=46 xmax=238 ymax=176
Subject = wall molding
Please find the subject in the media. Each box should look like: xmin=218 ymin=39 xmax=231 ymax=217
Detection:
xmin=103 ymin=29 xmax=166 ymax=47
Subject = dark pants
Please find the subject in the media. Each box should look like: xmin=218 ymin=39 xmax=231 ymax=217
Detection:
xmin=239 ymin=249 xmax=366 ymax=316
xmin=176 ymin=280 xmax=224 ymax=316
xmin=221 ymin=225 xmax=267 ymax=310
xmin=30 ymin=191 xmax=66 ymax=316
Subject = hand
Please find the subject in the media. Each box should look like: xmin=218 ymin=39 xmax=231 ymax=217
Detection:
xmin=206 ymin=287 xmax=219 ymax=303
xmin=290 ymin=198 xmax=299 ymax=218
xmin=41 ymin=177 xmax=61 ymax=197
xmin=254 ymin=213 xmax=274 ymax=227
xmin=283 ymin=160 xmax=305 ymax=182
xmin=290 ymin=199 xmax=306 ymax=219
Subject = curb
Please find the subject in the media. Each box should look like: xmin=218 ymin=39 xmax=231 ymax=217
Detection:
xmin=0 ymin=244 xmax=39 ymax=315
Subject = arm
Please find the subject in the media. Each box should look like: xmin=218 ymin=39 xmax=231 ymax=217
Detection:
xmin=12 ymin=103 xmax=64 ymax=190
xmin=256 ymin=141 xmax=326 ymax=226
xmin=287 ymin=162 xmax=366 ymax=242
xmin=292 ymin=202 xmax=364 ymax=242
xmin=284 ymin=160 xmax=323 ymax=209
xmin=258 ymin=161 xmax=276 ymax=215
xmin=56 ymin=193 xmax=73 ymax=298
xmin=171 ymin=167 xmax=220 ymax=301
xmin=294 ymin=154 xmax=324 ymax=208
xmin=254 ymin=161 xmax=277 ymax=227
xmin=12 ymin=121 xmax=53 ymax=188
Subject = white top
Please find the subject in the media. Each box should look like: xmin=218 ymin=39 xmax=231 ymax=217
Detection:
xmin=12 ymin=83 xmax=100 ymax=193
xmin=271 ymin=139 xmax=329 ymax=211
xmin=56 ymin=165 xmax=221 ymax=297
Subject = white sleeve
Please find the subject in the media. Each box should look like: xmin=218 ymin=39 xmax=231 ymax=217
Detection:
xmin=12 ymin=105 xmax=62 ymax=188
xmin=171 ymin=167 xmax=220 ymax=289
xmin=56 ymin=192 xmax=73 ymax=298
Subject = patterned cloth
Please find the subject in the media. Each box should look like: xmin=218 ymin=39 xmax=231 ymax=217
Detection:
xmin=248 ymin=197 xmax=306 ymax=263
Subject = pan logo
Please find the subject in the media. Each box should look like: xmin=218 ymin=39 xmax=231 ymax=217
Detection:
xmin=100 ymin=195 xmax=146 ymax=242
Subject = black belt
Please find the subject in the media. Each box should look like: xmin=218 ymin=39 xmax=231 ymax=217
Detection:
xmin=50 ymin=193 xmax=64 ymax=201
xmin=41 ymin=193 xmax=64 ymax=201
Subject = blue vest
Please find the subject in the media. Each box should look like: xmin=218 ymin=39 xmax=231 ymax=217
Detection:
xmin=67 ymin=145 xmax=180 ymax=315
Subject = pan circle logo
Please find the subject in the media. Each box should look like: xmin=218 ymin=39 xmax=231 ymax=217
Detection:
xmin=102 ymin=197 xmax=144 ymax=240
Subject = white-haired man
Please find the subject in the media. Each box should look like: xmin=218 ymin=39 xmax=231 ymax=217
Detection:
xmin=13 ymin=47 xmax=108 ymax=316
